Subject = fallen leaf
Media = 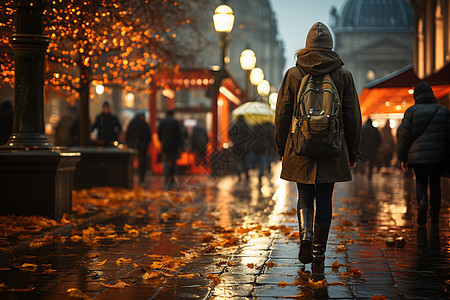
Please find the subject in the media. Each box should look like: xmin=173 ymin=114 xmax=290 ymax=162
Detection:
xmin=178 ymin=273 xmax=195 ymax=278
xmin=340 ymin=268 xmax=363 ymax=279
xmin=70 ymin=235 xmax=83 ymax=242
xmin=371 ymin=296 xmax=386 ymax=300
xmin=247 ymin=263 xmax=254 ymax=269
xmin=328 ymin=281 xmax=348 ymax=286
xmin=207 ymin=273 xmax=221 ymax=287
xmin=67 ymin=288 xmax=90 ymax=299
xmin=0 ymin=283 xmax=6 ymax=288
xmin=277 ymin=281 xmax=291 ymax=287
xmin=97 ymin=259 xmax=107 ymax=266
xmin=42 ymin=269 xmax=57 ymax=273
xmin=18 ymin=263 xmax=38 ymax=272
xmin=116 ymin=258 xmax=132 ymax=265
xmin=227 ymin=261 xmax=233 ymax=267
xmin=335 ymin=244 xmax=347 ymax=253
xmin=266 ymin=261 xmax=276 ymax=268
xmin=100 ymin=281 xmax=130 ymax=288
xmin=397 ymin=263 xmax=411 ymax=268
xmin=143 ymin=271 xmax=161 ymax=280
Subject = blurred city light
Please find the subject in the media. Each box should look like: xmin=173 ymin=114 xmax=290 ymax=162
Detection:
xmin=257 ymin=80 xmax=270 ymax=96
xmin=213 ymin=5 xmax=235 ymax=33
xmin=250 ymin=68 xmax=264 ymax=85
xmin=240 ymin=49 xmax=256 ymax=70
xmin=95 ymin=84 xmax=104 ymax=95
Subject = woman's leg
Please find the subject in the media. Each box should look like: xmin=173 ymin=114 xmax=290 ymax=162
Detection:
xmin=296 ymin=183 xmax=315 ymax=264
xmin=312 ymin=183 xmax=335 ymax=264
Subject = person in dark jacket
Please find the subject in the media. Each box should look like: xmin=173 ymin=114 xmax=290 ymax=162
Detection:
xmin=360 ymin=117 xmax=382 ymax=179
xmin=126 ymin=113 xmax=151 ymax=183
xmin=0 ymin=100 xmax=13 ymax=145
xmin=228 ymin=115 xmax=253 ymax=181
xmin=91 ymin=101 xmax=122 ymax=146
xmin=158 ymin=110 xmax=182 ymax=186
xmin=377 ymin=120 xmax=396 ymax=174
xmin=274 ymin=22 xmax=362 ymax=265
xmin=192 ymin=124 xmax=209 ymax=166
xmin=398 ymin=82 xmax=450 ymax=225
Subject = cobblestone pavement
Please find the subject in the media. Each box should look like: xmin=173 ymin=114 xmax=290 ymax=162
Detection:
xmin=0 ymin=164 xmax=449 ymax=299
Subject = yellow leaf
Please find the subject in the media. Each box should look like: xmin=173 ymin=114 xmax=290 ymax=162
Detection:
xmin=277 ymin=281 xmax=291 ymax=287
xmin=116 ymin=258 xmax=132 ymax=264
xmin=97 ymin=259 xmax=107 ymax=266
xmin=19 ymin=263 xmax=38 ymax=272
xmin=328 ymin=281 xmax=348 ymax=286
xmin=178 ymin=273 xmax=195 ymax=278
xmin=143 ymin=271 xmax=160 ymax=280
xmin=206 ymin=273 xmax=221 ymax=287
xmin=100 ymin=280 xmax=130 ymax=288
xmin=71 ymin=235 xmax=83 ymax=242
xmin=247 ymin=263 xmax=254 ymax=269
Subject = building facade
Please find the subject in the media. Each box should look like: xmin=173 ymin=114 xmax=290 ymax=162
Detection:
xmin=331 ymin=0 xmax=415 ymax=93
xmin=409 ymin=0 xmax=450 ymax=78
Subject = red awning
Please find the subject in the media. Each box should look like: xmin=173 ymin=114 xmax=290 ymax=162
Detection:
xmin=359 ymin=64 xmax=450 ymax=116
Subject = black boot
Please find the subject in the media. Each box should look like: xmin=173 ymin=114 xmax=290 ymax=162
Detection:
xmin=298 ymin=208 xmax=314 ymax=264
xmin=312 ymin=221 xmax=331 ymax=265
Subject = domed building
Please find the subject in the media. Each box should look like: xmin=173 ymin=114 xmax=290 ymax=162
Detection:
xmin=331 ymin=0 xmax=415 ymax=93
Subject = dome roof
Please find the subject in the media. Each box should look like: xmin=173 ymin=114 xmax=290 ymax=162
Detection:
xmin=335 ymin=0 xmax=414 ymax=30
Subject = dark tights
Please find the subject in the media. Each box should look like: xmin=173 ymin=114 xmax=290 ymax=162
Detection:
xmin=297 ymin=183 xmax=335 ymax=224
xmin=413 ymin=164 xmax=441 ymax=218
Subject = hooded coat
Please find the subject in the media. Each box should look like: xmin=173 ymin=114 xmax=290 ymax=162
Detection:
xmin=397 ymin=83 xmax=450 ymax=166
xmin=274 ymin=22 xmax=362 ymax=184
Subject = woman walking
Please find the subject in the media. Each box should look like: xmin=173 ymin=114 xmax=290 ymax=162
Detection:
xmin=275 ymin=22 xmax=362 ymax=265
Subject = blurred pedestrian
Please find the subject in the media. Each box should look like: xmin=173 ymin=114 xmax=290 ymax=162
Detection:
xmin=91 ymin=101 xmax=122 ymax=146
xmin=158 ymin=110 xmax=182 ymax=186
xmin=0 ymin=100 xmax=13 ymax=145
xmin=54 ymin=105 xmax=78 ymax=147
xmin=360 ymin=117 xmax=381 ymax=179
xmin=192 ymin=123 xmax=209 ymax=166
xmin=397 ymin=82 xmax=450 ymax=226
xmin=377 ymin=120 xmax=395 ymax=174
xmin=275 ymin=22 xmax=362 ymax=265
xmin=228 ymin=115 xmax=252 ymax=181
xmin=126 ymin=113 xmax=151 ymax=183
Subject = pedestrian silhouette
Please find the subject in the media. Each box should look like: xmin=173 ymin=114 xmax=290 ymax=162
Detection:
xmin=397 ymin=82 xmax=450 ymax=226
xmin=157 ymin=110 xmax=182 ymax=187
xmin=274 ymin=22 xmax=362 ymax=265
xmin=91 ymin=101 xmax=122 ymax=146
xmin=360 ymin=117 xmax=381 ymax=179
xmin=228 ymin=115 xmax=253 ymax=181
xmin=126 ymin=113 xmax=151 ymax=183
xmin=377 ymin=120 xmax=396 ymax=174
xmin=0 ymin=100 xmax=13 ymax=146
xmin=191 ymin=123 xmax=209 ymax=166
xmin=54 ymin=105 xmax=78 ymax=147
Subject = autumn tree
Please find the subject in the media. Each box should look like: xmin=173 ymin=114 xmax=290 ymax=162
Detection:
xmin=0 ymin=0 xmax=208 ymax=146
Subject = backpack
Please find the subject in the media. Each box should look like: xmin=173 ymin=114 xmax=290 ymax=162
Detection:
xmin=290 ymin=72 xmax=343 ymax=157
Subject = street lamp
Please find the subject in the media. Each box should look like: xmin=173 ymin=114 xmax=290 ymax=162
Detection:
xmin=257 ymin=80 xmax=270 ymax=102
xmin=213 ymin=4 xmax=235 ymax=70
xmin=250 ymin=68 xmax=264 ymax=86
xmin=240 ymin=49 xmax=256 ymax=98
xmin=269 ymin=92 xmax=278 ymax=110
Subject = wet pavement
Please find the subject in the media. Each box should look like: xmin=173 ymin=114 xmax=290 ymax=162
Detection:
xmin=0 ymin=164 xmax=449 ymax=299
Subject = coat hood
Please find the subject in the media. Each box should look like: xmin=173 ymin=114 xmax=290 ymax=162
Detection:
xmin=413 ymin=82 xmax=437 ymax=104
xmin=296 ymin=49 xmax=343 ymax=76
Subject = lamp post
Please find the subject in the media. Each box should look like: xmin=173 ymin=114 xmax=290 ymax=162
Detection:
xmin=240 ymin=49 xmax=256 ymax=99
xmin=213 ymin=4 xmax=235 ymax=71
xmin=257 ymin=80 xmax=271 ymax=102
xmin=212 ymin=4 xmax=234 ymax=152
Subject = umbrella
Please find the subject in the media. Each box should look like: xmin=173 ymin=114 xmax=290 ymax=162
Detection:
xmin=231 ymin=101 xmax=274 ymax=125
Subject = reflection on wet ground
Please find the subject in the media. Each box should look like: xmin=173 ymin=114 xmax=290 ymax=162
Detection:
xmin=0 ymin=164 xmax=448 ymax=299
